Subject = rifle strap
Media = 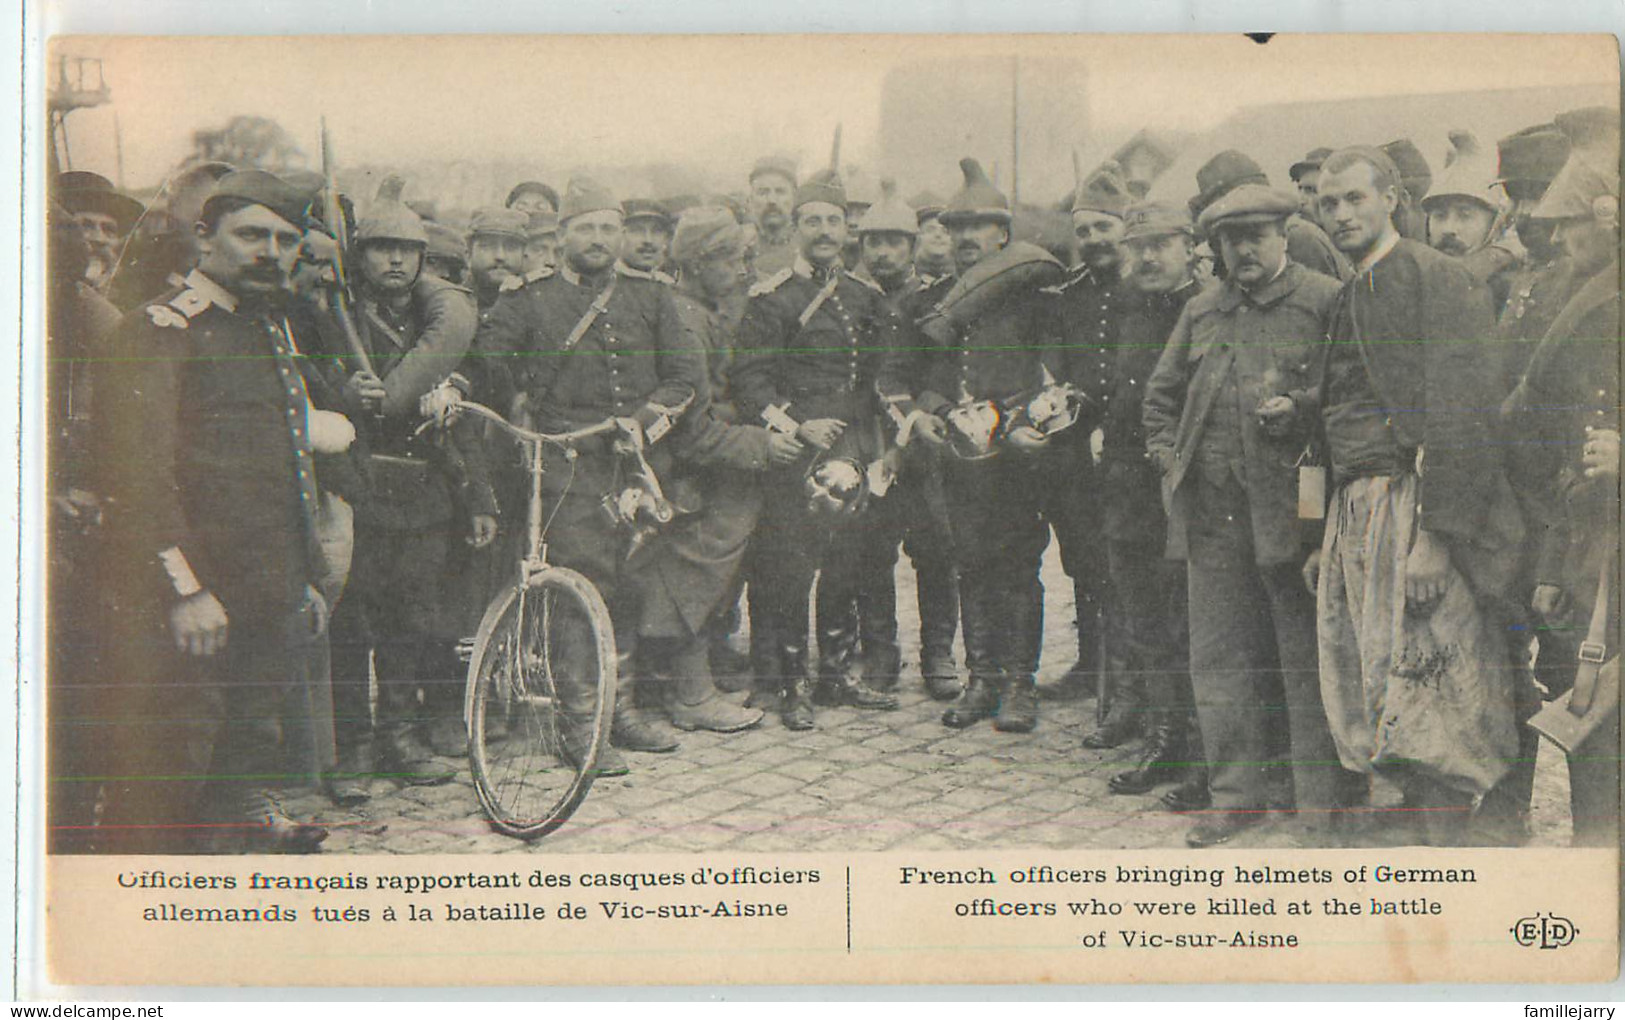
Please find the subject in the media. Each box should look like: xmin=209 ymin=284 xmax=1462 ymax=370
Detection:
xmin=1569 ymin=542 xmax=1616 ymax=716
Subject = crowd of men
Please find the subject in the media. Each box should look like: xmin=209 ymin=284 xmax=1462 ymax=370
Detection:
xmin=46 ymin=104 xmax=1620 ymax=855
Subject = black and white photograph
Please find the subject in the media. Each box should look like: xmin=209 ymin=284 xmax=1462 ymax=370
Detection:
xmin=39 ymin=32 xmax=1621 ymax=866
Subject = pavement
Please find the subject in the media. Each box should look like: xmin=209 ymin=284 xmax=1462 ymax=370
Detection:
xmin=286 ymin=542 xmax=1576 ymax=855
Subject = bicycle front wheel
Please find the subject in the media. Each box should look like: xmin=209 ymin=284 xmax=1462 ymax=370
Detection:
xmin=466 ymin=566 xmax=617 ymax=840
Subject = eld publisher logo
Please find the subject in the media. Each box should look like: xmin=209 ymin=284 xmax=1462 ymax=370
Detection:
xmin=1512 ymin=913 xmax=1578 ymax=949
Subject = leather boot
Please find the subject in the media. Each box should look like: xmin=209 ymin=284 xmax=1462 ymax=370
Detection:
xmin=323 ymin=736 xmax=374 ymax=807
xmin=1109 ymin=715 xmax=1187 ymax=794
xmin=857 ymin=563 xmax=902 ymax=691
xmin=610 ymin=660 xmax=680 ymax=754
xmin=235 ymin=789 xmax=328 ymax=855
xmin=994 ymin=674 xmax=1038 ymax=733
xmin=1041 ymin=578 xmax=1101 ymax=701
xmin=942 ymin=676 xmax=998 ymax=728
xmin=917 ymin=562 xmax=961 ymax=700
xmin=561 ymin=721 xmax=629 ymax=778
xmin=745 ymin=609 xmax=783 ymax=712
xmin=780 ymin=641 xmax=816 ymax=731
xmin=666 ymin=638 xmax=765 ymax=733
xmin=1160 ymin=718 xmax=1210 ymax=811
xmin=813 ymin=618 xmax=897 ymax=708
xmin=1081 ymin=682 xmax=1142 ymax=749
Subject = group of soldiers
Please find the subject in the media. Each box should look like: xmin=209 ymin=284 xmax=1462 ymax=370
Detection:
xmin=47 ymin=103 xmax=1619 ymax=855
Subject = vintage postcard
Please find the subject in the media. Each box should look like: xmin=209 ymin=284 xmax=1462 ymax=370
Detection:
xmin=30 ymin=32 xmax=1622 ymax=987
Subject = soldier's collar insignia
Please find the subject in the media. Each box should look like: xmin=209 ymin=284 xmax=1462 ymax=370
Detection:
xmin=845 ymin=269 xmax=884 ymax=294
xmin=178 ymin=269 xmax=237 ymax=314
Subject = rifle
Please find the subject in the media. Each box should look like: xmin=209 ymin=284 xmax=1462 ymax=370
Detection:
xmin=318 ymin=116 xmax=376 ymax=377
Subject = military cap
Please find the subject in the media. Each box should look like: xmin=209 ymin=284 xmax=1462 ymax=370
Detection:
xmin=558 ymin=176 xmax=623 ymax=223
xmin=1380 ymin=138 xmax=1432 ymax=199
xmin=1189 ymin=151 xmax=1270 ymax=218
xmin=857 ymin=181 xmax=917 ymax=235
xmin=1196 ymin=183 xmax=1298 ymax=235
xmin=1289 ymin=147 xmax=1333 ymax=183
xmin=276 ymin=167 xmax=324 ymax=197
xmin=55 ymin=169 xmax=146 ymax=233
xmin=844 ymin=175 xmax=878 ymax=212
xmin=424 ymin=221 xmax=469 ymax=262
xmin=749 ymin=155 xmax=798 ymax=187
xmin=1534 ymin=108 xmax=1620 ymax=220
xmin=506 ymin=180 xmax=559 ymax=212
xmin=467 ymin=206 xmax=529 ymax=242
xmin=354 ymin=197 xmax=428 ymax=247
xmin=1072 ymin=160 xmax=1132 ymax=219
xmin=623 ymin=198 xmax=674 ymax=227
xmin=1121 ymin=200 xmax=1195 ymax=242
xmin=672 ymin=206 xmax=747 ymax=264
xmin=940 ymin=158 xmax=1011 ymax=226
xmin=794 ymin=168 xmax=846 ymax=212
xmin=1496 ymin=124 xmax=1571 ymax=200
xmin=1422 ymin=130 xmax=1505 ymax=214
xmin=202 ymin=169 xmax=313 ymax=230
xmin=910 ymin=189 xmax=946 ymax=225
xmin=525 ymin=209 xmax=560 ymax=239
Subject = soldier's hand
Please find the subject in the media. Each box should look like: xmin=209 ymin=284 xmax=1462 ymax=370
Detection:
xmin=469 ymin=513 xmax=499 ymax=549
xmin=1149 ymin=447 xmax=1177 ymax=475
xmin=1404 ymin=529 xmax=1451 ymax=614
xmin=344 ymin=370 xmax=387 ymax=416
xmin=613 ymin=417 xmax=646 ymax=455
xmin=1255 ymin=395 xmax=1297 ymax=439
xmin=767 ymin=431 xmax=805 ymax=466
xmin=1583 ymin=427 xmax=1620 ymax=480
xmin=419 ymin=380 xmax=463 ymax=424
xmin=1005 ymin=424 xmax=1050 ymax=453
xmin=915 ymin=414 xmax=948 ymax=446
xmin=1300 ymin=549 xmax=1322 ymax=597
xmin=170 ymin=590 xmax=229 ymax=657
xmin=796 ymin=418 xmax=846 ymax=451
xmin=1532 ymin=583 xmax=1569 ymax=621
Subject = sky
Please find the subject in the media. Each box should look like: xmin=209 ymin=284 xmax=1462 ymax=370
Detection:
xmin=50 ymin=34 xmax=1618 ymax=196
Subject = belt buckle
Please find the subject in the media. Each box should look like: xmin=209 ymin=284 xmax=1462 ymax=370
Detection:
xmin=1578 ymin=641 xmax=1609 ymax=664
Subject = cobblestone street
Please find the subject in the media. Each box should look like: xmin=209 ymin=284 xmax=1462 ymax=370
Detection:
xmin=288 ymin=543 xmax=1574 ymax=855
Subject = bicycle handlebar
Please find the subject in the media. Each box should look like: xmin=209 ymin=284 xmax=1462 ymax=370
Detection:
xmin=416 ymin=398 xmax=622 ymax=446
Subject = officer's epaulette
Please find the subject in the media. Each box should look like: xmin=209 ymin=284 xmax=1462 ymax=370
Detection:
xmin=844 ymin=270 xmax=884 ymax=294
xmin=501 ymin=266 xmax=554 ymax=292
xmin=748 ymin=267 xmax=792 ymax=297
xmin=145 ymin=286 xmax=212 ymax=330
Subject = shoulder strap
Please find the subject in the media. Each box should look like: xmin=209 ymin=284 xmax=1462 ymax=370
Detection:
xmin=797 ymin=272 xmax=841 ymax=328
xmin=1569 ymin=543 xmax=1617 ymax=715
xmin=563 ymin=275 xmax=617 ymax=350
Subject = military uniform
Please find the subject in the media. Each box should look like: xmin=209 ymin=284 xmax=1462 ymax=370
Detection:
xmin=322 ymin=247 xmax=491 ymax=781
xmin=1042 ymin=261 xmax=1117 ymax=706
xmin=731 ymin=248 xmax=907 ymax=724
xmin=90 ymin=268 xmax=329 ymax=852
xmin=478 ymin=259 xmax=706 ymax=643
xmin=1100 ymin=273 xmax=1198 ymax=798
xmin=900 ymin=164 xmax=1068 ymax=732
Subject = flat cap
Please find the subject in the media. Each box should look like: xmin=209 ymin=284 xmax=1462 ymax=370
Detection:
xmin=424 ymin=221 xmax=469 ymax=262
xmin=467 ymin=206 xmax=529 ymax=242
xmin=749 ymin=155 xmax=798 ymax=187
xmin=1196 ymin=183 xmax=1298 ymax=235
xmin=202 ymin=169 xmax=313 ymax=230
xmin=672 ymin=205 xmax=747 ymax=264
xmin=1289 ymin=147 xmax=1334 ymax=183
xmin=1072 ymin=160 xmax=1132 ymax=219
xmin=558 ymin=176 xmax=622 ymax=223
xmin=794 ymin=168 xmax=846 ymax=212
xmin=941 ymin=158 xmax=1011 ymax=226
xmin=55 ymin=169 xmax=147 ymax=232
xmin=1534 ymin=108 xmax=1620 ymax=220
xmin=909 ymin=189 xmax=946 ymax=224
xmin=623 ymin=198 xmax=673 ymax=227
xmin=1121 ymin=200 xmax=1195 ymax=242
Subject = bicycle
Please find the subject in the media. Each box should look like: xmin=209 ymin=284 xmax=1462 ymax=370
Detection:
xmin=417 ymin=394 xmax=671 ymax=840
